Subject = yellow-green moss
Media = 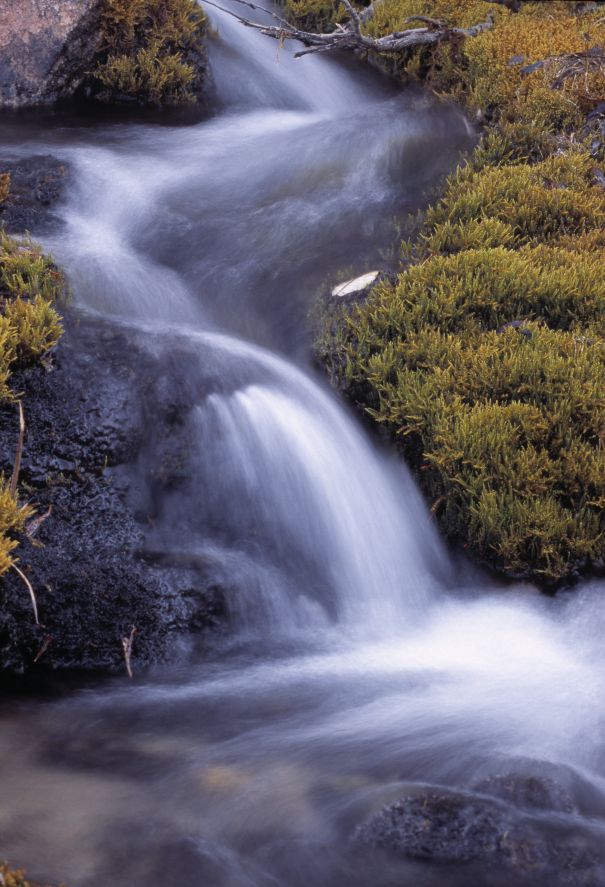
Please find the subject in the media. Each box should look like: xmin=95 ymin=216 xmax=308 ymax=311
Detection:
xmin=0 ymin=198 xmax=65 ymax=577
xmin=0 ymin=862 xmax=54 ymax=887
xmin=93 ymin=0 xmax=208 ymax=106
xmin=315 ymin=1 xmax=605 ymax=582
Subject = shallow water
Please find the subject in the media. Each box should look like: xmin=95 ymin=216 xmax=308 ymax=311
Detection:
xmin=2 ymin=3 xmax=605 ymax=886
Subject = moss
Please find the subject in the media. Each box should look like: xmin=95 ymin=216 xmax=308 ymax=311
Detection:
xmin=0 ymin=863 xmax=56 ymax=886
xmin=314 ymin=2 xmax=605 ymax=583
xmin=0 ymin=173 xmax=10 ymax=205
xmin=92 ymin=0 xmax=208 ymax=106
xmin=0 ymin=187 xmax=66 ymax=578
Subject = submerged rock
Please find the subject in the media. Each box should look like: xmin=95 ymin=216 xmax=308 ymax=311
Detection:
xmin=0 ymin=314 xmax=225 ymax=674
xmin=0 ymin=155 xmax=71 ymax=235
xmin=354 ymin=789 xmax=604 ymax=885
xmin=0 ymin=0 xmax=103 ymax=108
xmin=473 ymin=772 xmax=577 ymax=815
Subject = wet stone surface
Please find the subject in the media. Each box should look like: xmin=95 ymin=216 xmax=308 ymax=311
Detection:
xmin=0 ymin=154 xmax=71 ymax=234
xmin=354 ymin=788 xmax=605 ymax=885
xmin=0 ymin=313 xmax=226 ymax=674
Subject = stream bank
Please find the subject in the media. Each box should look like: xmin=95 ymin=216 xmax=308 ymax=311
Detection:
xmin=311 ymin=0 xmax=605 ymax=586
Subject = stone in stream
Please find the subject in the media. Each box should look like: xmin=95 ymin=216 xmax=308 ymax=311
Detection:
xmin=473 ymin=772 xmax=577 ymax=815
xmin=0 ymin=0 xmax=104 ymax=108
xmin=0 ymin=313 xmax=226 ymax=674
xmin=0 ymin=155 xmax=71 ymax=234
xmin=353 ymin=789 xmax=604 ymax=885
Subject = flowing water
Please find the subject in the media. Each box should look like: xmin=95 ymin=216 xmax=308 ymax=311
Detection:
xmin=2 ymin=5 xmax=605 ymax=886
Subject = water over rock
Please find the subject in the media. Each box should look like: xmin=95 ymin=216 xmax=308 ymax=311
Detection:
xmin=0 ymin=155 xmax=71 ymax=234
xmin=354 ymin=788 xmax=604 ymax=884
xmin=0 ymin=314 xmax=225 ymax=674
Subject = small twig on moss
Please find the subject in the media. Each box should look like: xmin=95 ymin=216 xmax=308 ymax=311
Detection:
xmin=11 ymin=563 xmax=39 ymax=625
xmin=121 ymin=626 xmax=137 ymax=678
xmin=9 ymin=401 xmax=25 ymax=499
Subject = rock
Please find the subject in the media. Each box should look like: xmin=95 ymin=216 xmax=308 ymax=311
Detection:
xmin=0 ymin=0 xmax=104 ymax=108
xmin=331 ymin=271 xmax=381 ymax=299
xmin=473 ymin=772 xmax=577 ymax=815
xmin=0 ymin=155 xmax=71 ymax=234
xmin=354 ymin=789 xmax=604 ymax=885
xmin=0 ymin=313 xmax=226 ymax=674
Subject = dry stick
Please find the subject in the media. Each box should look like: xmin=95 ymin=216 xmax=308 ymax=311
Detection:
xmin=201 ymin=0 xmax=495 ymax=58
xmin=9 ymin=401 xmax=25 ymax=498
xmin=11 ymin=563 xmax=39 ymax=625
xmin=122 ymin=626 xmax=137 ymax=679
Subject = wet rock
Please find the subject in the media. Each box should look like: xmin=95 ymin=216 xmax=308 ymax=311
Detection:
xmin=473 ymin=772 xmax=577 ymax=815
xmin=0 ymin=313 xmax=226 ymax=674
xmin=354 ymin=789 xmax=604 ymax=884
xmin=0 ymin=155 xmax=71 ymax=234
xmin=0 ymin=0 xmax=104 ymax=108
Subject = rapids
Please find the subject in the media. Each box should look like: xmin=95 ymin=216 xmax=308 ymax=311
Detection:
xmin=1 ymin=3 xmax=605 ymax=886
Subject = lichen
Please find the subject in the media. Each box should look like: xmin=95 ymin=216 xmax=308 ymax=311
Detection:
xmin=314 ymin=1 xmax=605 ymax=583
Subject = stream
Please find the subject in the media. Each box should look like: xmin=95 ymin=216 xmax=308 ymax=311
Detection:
xmin=2 ymin=4 xmax=605 ymax=886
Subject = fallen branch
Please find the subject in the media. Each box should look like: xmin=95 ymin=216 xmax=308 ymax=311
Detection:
xmin=9 ymin=401 xmax=25 ymax=499
xmin=11 ymin=562 xmax=39 ymax=625
xmin=203 ymin=0 xmax=495 ymax=58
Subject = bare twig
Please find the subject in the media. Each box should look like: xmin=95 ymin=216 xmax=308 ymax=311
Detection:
xmin=11 ymin=563 xmax=39 ymax=625
xmin=9 ymin=401 xmax=25 ymax=499
xmin=202 ymin=0 xmax=495 ymax=58
xmin=121 ymin=626 xmax=137 ymax=678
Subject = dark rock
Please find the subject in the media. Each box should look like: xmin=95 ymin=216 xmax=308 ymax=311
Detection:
xmin=0 ymin=155 xmax=71 ymax=234
xmin=0 ymin=0 xmax=104 ymax=108
xmin=473 ymin=772 xmax=577 ymax=815
xmin=0 ymin=313 xmax=226 ymax=674
xmin=354 ymin=789 xmax=605 ymax=885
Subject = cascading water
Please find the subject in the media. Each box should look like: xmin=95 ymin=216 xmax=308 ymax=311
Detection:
xmin=2 ymin=3 xmax=605 ymax=886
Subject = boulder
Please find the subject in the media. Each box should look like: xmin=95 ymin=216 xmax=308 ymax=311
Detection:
xmin=0 ymin=313 xmax=226 ymax=674
xmin=0 ymin=0 xmax=104 ymax=108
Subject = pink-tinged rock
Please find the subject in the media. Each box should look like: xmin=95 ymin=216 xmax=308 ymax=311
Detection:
xmin=0 ymin=0 xmax=103 ymax=107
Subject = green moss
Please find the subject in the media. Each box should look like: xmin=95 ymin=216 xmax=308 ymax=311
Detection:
xmin=0 ymin=862 xmax=55 ymax=887
xmin=0 ymin=203 xmax=66 ymax=577
xmin=93 ymin=0 xmax=208 ymax=106
xmin=327 ymin=247 xmax=605 ymax=580
xmin=313 ymin=1 xmax=605 ymax=583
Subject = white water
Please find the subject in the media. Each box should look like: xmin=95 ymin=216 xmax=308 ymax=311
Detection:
xmin=2 ymin=4 xmax=605 ymax=886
